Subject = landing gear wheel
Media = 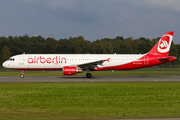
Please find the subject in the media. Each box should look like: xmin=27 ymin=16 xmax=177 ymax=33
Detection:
xmin=86 ymin=73 xmax=92 ymax=78
xmin=20 ymin=74 xmax=24 ymax=78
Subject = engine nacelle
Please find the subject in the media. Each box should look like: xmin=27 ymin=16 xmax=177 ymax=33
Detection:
xmin=63 ymin=66 xmax=83 ymax=75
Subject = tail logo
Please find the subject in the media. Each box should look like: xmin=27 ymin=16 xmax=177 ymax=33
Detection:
xmin=158 ymin=35 xmax=172 ymax=53
xmin=159 ymin=37 xmax=169 ymax=49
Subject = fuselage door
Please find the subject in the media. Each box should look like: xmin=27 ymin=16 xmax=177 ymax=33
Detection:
xmin=19 ymin=55 xmax=24 ymax=65
xmin=144 ymin=56 xmax=149 ymax=65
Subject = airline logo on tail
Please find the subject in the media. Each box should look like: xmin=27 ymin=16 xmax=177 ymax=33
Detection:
xmin=158 ymin=35 xmax=172 ymax=53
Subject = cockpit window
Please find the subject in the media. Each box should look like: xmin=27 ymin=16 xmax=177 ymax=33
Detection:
xmin=8 ymin=58 xmax=15 ymax=61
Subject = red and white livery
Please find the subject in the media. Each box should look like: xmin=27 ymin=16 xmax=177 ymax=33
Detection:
xmin=2 ymin=31 xmax=177 ymax=78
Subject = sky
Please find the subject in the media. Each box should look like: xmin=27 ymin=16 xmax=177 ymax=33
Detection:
xmin=0 ymin=0 xmax=180 ymax=44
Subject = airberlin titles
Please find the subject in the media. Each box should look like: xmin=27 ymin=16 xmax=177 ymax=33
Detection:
xmin=27 ymin=56 xmax=67 ymax=64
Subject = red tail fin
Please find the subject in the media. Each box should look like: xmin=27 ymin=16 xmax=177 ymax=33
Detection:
xmin=147 ymin=31 xmax=174 ymax=56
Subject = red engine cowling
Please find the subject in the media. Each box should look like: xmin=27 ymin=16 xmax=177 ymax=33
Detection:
xmin=63 ymin=66 xmax=83 ymax=75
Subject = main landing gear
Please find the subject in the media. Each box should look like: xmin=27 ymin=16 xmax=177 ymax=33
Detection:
xmin=20 ymin=70 xmax=24 ymax=78
xmin=86 ymin=73 xmax=92 ymax=78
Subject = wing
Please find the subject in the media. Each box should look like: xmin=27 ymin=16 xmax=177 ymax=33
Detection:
xmin=77 ymin=58 xmax=110 ymax=69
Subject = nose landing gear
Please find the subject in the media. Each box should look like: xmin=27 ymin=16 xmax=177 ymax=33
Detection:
xmin=20 ymin=70 xmax=24 ymax=78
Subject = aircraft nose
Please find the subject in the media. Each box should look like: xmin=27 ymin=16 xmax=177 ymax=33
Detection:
xmin=2 ymin=61 xmax=9 ymax=68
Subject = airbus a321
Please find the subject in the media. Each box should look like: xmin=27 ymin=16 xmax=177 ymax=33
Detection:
xmin=2 ymin=31 xmax=177 ymax=78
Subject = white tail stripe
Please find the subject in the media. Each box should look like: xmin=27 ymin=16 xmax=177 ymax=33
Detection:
xmin=162 ymin=41 xmax=168 ymax=47
xmin=164 ymin=41 xmax=168 ymax=47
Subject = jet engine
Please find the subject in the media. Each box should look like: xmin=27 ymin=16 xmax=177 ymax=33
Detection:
xmin=63 ymin=66 xmax=83 ymax=75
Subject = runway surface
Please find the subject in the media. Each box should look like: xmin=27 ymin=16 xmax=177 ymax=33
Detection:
xmin=0 ymin=76 xmax=180 ymax=82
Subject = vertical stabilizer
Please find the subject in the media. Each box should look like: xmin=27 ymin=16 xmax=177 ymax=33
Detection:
xmin=148 ymin=31 xmax=174 ymax=56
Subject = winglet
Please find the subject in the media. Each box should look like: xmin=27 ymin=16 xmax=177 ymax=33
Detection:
xmin=106 ymin=58 xmax=110 ymax=62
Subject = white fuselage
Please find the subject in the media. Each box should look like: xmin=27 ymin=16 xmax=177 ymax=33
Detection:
xmin=3 ymin=54 xmax=144 ymax=70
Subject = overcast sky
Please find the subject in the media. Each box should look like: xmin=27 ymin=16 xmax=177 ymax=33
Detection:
xmin=0 ymin=0 xmax=180 ymax=44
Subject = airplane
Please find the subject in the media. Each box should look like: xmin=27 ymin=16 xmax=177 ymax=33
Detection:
xmin=2 ymin=31 xmax=177 ymax=78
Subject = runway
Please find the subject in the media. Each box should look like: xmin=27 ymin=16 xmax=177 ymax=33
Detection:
xmin=0 ymin=76 xmax=180 ymax=82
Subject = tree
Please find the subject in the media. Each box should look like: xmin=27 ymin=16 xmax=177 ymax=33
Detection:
xmin=44 ymin=38 xmax=57 ymax=53
xmin=0 ymin=46 xmax=11 ymax=64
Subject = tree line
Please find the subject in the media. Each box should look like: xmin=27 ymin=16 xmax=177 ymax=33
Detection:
xmin=0 ymin=35 xmax=180 ymax=65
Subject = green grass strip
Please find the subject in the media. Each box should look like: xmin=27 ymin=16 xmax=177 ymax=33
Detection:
xmin=0 ymin=82 xmax=180 ymax=120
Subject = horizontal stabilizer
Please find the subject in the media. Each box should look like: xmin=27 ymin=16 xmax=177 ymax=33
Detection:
xmin=157 ymin=56 xmax=176 ymax=61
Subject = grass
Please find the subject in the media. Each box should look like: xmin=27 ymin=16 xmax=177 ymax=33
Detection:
xmin=0 ymin=82 xmax=180 ymax=120
xmin=0 ymin=67 xmax=180 ymax=119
